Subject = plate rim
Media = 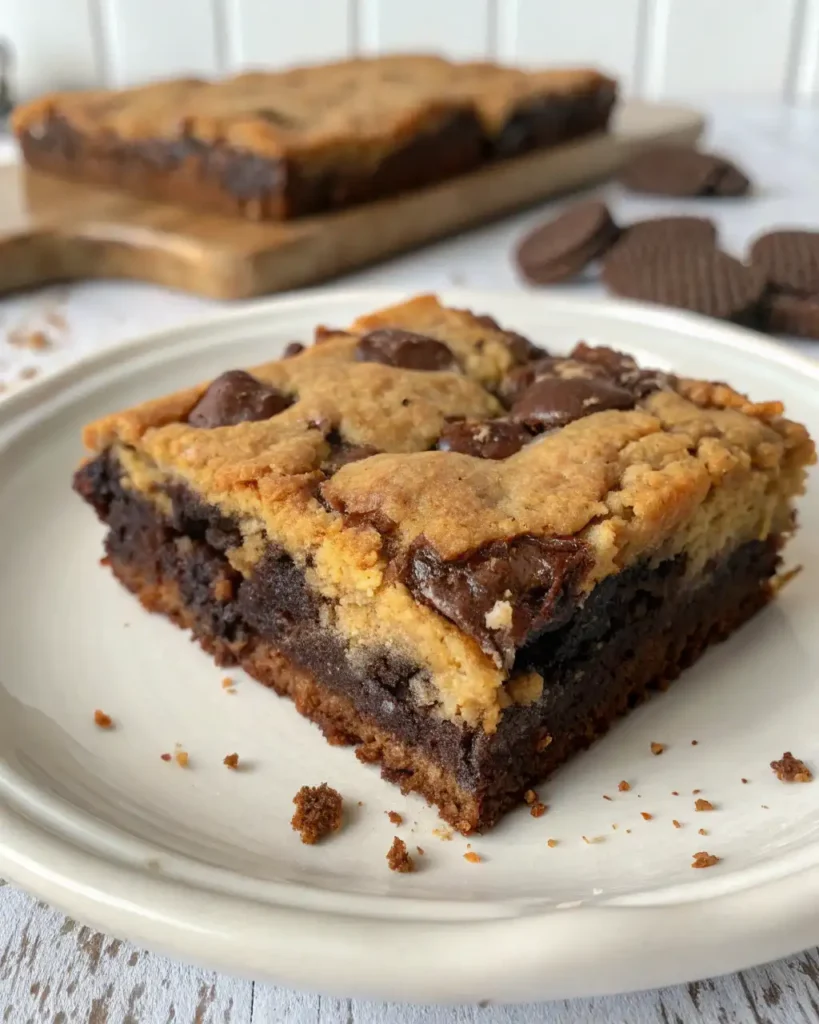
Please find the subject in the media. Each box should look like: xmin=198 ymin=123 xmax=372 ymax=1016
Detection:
xmin=2 ymin=286 xmax=819 ymax=1003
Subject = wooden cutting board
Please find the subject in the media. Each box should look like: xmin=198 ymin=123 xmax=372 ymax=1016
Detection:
xmin=0 ymin=100 xmax=703 ymax=300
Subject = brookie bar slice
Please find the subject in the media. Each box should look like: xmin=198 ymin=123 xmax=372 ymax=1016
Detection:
xmin=73 ymin=295 xmax=814 ymax=833
xmin=13 ymin=56 xmax=616 ymax=221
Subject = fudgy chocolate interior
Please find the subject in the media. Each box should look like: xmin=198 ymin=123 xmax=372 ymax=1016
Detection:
xmin=21 ymin=83 xmax=614 ymax=221
xmin=75 ymin=451 xmax=778 ymax=830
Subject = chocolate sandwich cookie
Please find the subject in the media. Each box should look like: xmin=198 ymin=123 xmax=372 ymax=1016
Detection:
xmin=619 ymin=146 xmax=751 ymax=198
xmin=749 ymin=230 xmax=819 ymax=297
xmin=766 ymin=293 xmax=819 ymax=339
xmin=621 ymin=216 xmax=718 ymax=249
xmin=603 ymin=245 xmax=767 ymax=325
xmin=515 ymin=200 xmax=619 ymax=284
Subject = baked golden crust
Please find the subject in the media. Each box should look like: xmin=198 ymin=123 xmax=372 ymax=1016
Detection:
xmin=78 ymin=294 xmax=815 ymax=728
xmin=12 ymin=56 xmax=614 ymax=165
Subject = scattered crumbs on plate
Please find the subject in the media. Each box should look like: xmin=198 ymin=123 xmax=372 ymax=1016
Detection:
xmin=357 ymin=801 xmax=364 ymax=807
xmin=292 ymin=784 xmax=344 ymax=845
xmin=671 ymin=791 xmax=680 ymax=796
xmin=741 ymin=778 xmax=749 ymax=784
xmin=771 ymin=751 xmax=813 ymax=783
xmin=650 ymin=742 xmax=665 ymax=756
xmin=387 ymin=837 xmax=414 ymax=873
xmin=692 ymin=851 xmax=720 ymax=869
xmin=523 ymin=789 xmax=538 ymax=805
xmin=692 ymin=788 xmax=701 ymax=794
xmin=93 ymin=709 xmax=113 ymax=729
xmin=9 ymin=328 xmax=51 ymax=350
xmin=611 ymin=823 xmax=618 ymax=830
xmin=223 ymin=753 xmax=240 ymax=770
xmin=432 ymin=826 xmax=453 ymax=841
xmin=698 ymin=828 xmax=708 ymax=836
xmin=174 ymin=750 xmax=190 ymax=768
xmin=386 ymin=810 xmax=403 ymax=826
xmin=761 ymin=804 xmax=770 ymax=810
xmin=618 ymin=780 xmax=630 ymax=792
xmin=160 ymin=753 xmax=172 ymax=762
xmin=691 ymin=740 xmax=699 ymax=746
xmin=672 ymin=820 xmax=682 ymax=829
xmin=695 ymin=798 xmax=715 ymax=812
xmin=416 ymin=846 xmax=425 ymax=856
xmin=640 ymin=812 xmax=653 ymax=821
xmin=602 ymin=794 xmax=613 ymax=801
xmin=625 ymin=829 xmax=632 ymax=834
xmin=582 ymin=835 xmax=605 ymax=845
xmin=464 ymin=851 xmax=481 ymax=864
xmin=530 ymin=802 xmax=548 ymax=818
xmin=547 ymin=839 xmax=558 ymax=848
xmin=221 ymin=677 xmax=234 ymax=689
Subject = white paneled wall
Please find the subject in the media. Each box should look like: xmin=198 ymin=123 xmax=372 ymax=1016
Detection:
xmin=3 ymin=0 xmax=819 ymax=103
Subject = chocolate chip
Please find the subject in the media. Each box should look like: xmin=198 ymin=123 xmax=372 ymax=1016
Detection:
xmin=497 ymin=356 xmax=563 ymax=405
xmin=569 ymin=342 xmax=672 ymax=395
xmin=511 ymin=376 xmax=635 ymax=430
xmin=322 ymin=441 xmax=381 ymax=475
xmin=473 ymin=313 xmax=547 ymax=363
xmin=436 ymin=419 xmax=531 ymax=459
xmin=750 ymin=230 xmax=819 ymax=297
xmin=355 ymin=328 xmax=458 ymax=372
xmin=187 ymin=370 xmax=292 ymax=429
xmin=401 ymin=536 xmax=589 ymax=670
xmin=283 ymin=342 xmax=305 ymax=358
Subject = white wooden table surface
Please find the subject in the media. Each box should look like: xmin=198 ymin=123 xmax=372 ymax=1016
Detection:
xmin=2 ymin=102 xmax=819 ymax=1024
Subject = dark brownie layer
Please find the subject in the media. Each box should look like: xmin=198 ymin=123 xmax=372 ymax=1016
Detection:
xmin=21 ymin=84 xmax=613 ymax=221
xmin=75 ymin=452 xmax=779 ymax=831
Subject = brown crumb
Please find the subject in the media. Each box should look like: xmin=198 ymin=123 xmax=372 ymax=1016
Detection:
xmin=618 ymin=780 xmax=631 ymax=792
xmin=691 ymin=740 xmax=698 ymax=746
xmin=174 ymin=750 xmax=189 ymax=768
xmin=160 ymin=753 xmax=172 ymax=762
xmin=641 ymin=812 xmax=653 ymax=821
xmin=523 ymin=789 xmax=538 ymax=805
xmin=213 ymin=578 xmax=234 ymax=601
xmin=602 ymin=794 xmax=613 ymax=801
xmin=291 ymin=783 xmax=343 ymax=845
xmin=387 ymin=836 xmax=414 ymax=872
xmin=357 ymin=801 xmax=364 ymax=807
xmin=761 ymin=804 xmax=769 ymax=809
xmin=581 ymin=835 xmax=605 ymax=844
xmin=223 ymin=753 xmax=240 ymax=770
xmin=741 ymin=778 xmax=749 ymax=784
xmin=698 ymin=828 xmax=708 ymax=836
xmin=547 ymin=839 xmax=558 ymax=848
xmin=611 ymin=823 xmax=618 ymax=830
xmin=93 ymin=709 xmax=113 ymax=729
xmin=625 ymin=829 xmax=632 ymax=834
xmin=9 ymin=328 xmax=51 ymax=350
xmin=463 ymin=851 xmax=481 ymax=864
xmin=650 ymin=742 xmax=665 ymax=755
xmin=692 ymin=788 xmax=701 ymax=794
xmin=386 ymin=810 xmax=403 ymax=826
xmin=432 ymin=826 xmax=453 ymax=841
xmin=530 ymin=801 xmax=547 ymax=818
xmin=771 ymin=751 xmax=813 ymax=783
xmin=692 ymin=851 xmax=720 ymax=869
xmin=773 ymin=565 xmax=803 ymax=591
xmin=695 ymin=798 xmax=715 ymax=812
xmin=19 ymin=366 xmax=39 ymax=381
xmin=672 ymin=820 xmax=682 ymax=829
xmin=416 ymin=846 xmax=425 ymax=856
xmin=221 ymin=677 xmax=234 ymax=689
xmin=672 ymin=791 xmax=680 ymax=796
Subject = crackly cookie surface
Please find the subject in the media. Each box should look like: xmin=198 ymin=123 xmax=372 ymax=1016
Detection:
xmin=79 ymin=294 xmax=815 ymax=729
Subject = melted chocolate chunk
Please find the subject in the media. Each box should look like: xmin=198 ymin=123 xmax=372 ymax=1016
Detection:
xmin=401 ymin=536 xmax=589 ymax=670
xmin=437 ymin=419 xmax=531 ymax=459
xmin=499 ymin=356 xmax=578 ymax=405
xmin=511 ymin=376 xmax=635 ymax=430
xmin=570 ymin=342 xmax=675 ymax=398
xmin=187 ymin=370 xmax=292 ymax=428
xmin=283 ymin=342 xmax=306 ymax=358
xmin=355 ymin=328 xmax=458 ymax=372
xmin=473 ymin=314 xmax=548 ymax=363
xmin=322 ymin=441 xmax=381 ymax=475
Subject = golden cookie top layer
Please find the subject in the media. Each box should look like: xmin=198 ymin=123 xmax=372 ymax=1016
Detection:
xmin=13 ymin=55 xmax=615 ymax=161
xmin=80 ymin=294 xmax=814 ymax=728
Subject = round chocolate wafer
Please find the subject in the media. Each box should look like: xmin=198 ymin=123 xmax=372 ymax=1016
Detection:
xmin=515 ymin=201 xmax=619 ymax=284
xmin=603 ymin=245 xmax=767 ymax=325
xmin=766 ymin=293 xmax=819 ymax=338
xmin=620 ymin=216 xmax=718 ymax=249
xmin=619 ymin=146 xmax=749 ymax=198
xmin=713 ymin=162 xmax=751 ymax=197
xmin=749 ymin=230 xmax=819 ymax=296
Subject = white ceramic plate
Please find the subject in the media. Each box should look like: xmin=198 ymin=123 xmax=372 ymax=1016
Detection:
xmin=1 ymin=289 xmax=818 ymax=1004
